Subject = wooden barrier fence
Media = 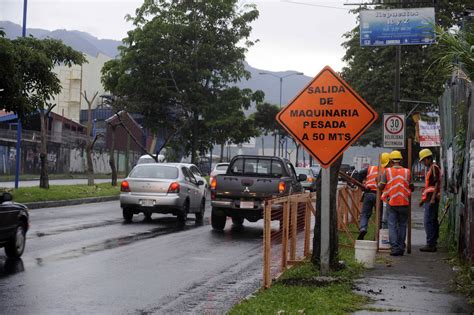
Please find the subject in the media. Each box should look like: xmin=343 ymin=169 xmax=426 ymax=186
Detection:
xmin=262 ymin=192 xmax=315 ymax=289
xmin=337 ymin=185 xmax=363 ymax=247
xmin=262 ymin=185 xmax=381 ymax=288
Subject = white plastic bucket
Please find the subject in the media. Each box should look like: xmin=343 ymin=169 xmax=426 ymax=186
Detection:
xmin=379 ymin=229 xmax=390 ymax=250
xmin=355 ymin=240 xmax=377 ymax=268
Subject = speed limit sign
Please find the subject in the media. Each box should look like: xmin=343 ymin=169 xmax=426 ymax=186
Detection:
xmin=383 ymin=113 xmax=405 ymax=148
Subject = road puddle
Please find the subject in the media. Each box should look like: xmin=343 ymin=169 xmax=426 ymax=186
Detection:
xmin=31 ymin=219 xmax=122 ymax=238
xmin=34 ymin=219 xmax=205 ymax=265
xmin=0 ymin=258 xmax=25 ymax=279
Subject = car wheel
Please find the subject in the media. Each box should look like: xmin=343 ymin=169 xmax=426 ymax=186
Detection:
xmin=5 ymin=223 xmax=26 ymax=258
xmin=195 ymin=199 xmax=205 ymax=222
xmin=123 ymin=208 xmax=133 ymax=223
xmin=211 ymin=207 xmax=226 ymax=231
xmin=144 ymin=213 xmax=152 ymax=221
xmin=178 ymin=200 xmax=189 ymax=222
xmin=232 ymin=217 xmax=244 ymax=226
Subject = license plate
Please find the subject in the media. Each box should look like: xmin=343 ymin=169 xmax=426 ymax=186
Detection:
xmin=141 ymin=199 xmax=155 ymax=207
xmin=240 ymin=201 xmax=254 ymax=209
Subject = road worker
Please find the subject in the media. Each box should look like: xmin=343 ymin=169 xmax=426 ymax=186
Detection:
xmin=380 ymin=152 xmax=393 ymax=229
xmin=355 ymin=153 xmax=390 ymax=240
xmin=418 ymin=148 xmax=441 ymax=252
xmin=379 ymin=150 xmax=414 ymax=256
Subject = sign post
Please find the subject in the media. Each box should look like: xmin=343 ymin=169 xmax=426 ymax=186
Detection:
xmin=383 ymin=113 xmax=405 ymax=148
xmin=276 ymin=66 xmax=378 ymax=275
xmin=320 ymin=167 xmax=330 ymax=275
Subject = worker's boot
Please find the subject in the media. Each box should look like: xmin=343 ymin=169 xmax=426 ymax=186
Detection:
xmin=357 ymin=230 xmax=367 ymax=240
xmin=419 ymin=245 xmax=437 ymax=252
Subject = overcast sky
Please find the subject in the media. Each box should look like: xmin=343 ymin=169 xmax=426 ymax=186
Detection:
xmin=1 ymin=0 xmax=359 ymax=76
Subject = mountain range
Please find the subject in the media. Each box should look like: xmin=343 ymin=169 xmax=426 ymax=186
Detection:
xmin=0 ymin=21 xmax=312 ymax=106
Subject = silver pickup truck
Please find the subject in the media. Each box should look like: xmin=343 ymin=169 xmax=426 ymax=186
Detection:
xmin=209 ymin=155 xmax=306 ymax=231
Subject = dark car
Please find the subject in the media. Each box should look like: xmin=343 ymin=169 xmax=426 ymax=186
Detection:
xmin=295 ymin=167 xmax=317 ymax=192
xmin=0 ymin=192 xmax=29 ymax=258
xmin=210 ymin=155 xmax=306 ymax=230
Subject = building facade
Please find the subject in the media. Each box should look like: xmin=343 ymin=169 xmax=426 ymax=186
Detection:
xmin=51 ymin=53 xmax=111 ymax=122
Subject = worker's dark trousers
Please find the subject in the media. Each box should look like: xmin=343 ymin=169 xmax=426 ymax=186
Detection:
xmin=387 ymin=205 xmax=409 ymax=253
xmin=424 ymin=201 xmax=439 ymax=247
xmin=359 ymin=192 xmax=377 ymax=232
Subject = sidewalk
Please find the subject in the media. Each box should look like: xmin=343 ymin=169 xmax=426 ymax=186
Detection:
xmin=354 ymin=190 xmax=474 ymax=314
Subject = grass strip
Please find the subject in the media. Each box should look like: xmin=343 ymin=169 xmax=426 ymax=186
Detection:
xmin=8 ymin=182 xmax=121 ymax=204
xmin=229 ymin=224 xmax=376 ymax=314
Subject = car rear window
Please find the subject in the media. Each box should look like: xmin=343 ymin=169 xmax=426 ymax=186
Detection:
xmin=216 ymin=164 xmax=229 ymax=171
xmin=137 ymin=157 xmax=156 ymax=164
xmin=129 ymin=165 xmax=178 ymax=179
xmin=229 ymin=158 xmax=285 ymax=177
xmin=296 ymin=168 xmax=312 ymax=175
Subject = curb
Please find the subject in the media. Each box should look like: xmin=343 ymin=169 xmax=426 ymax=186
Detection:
xmin=24 ymin=195 xmax=120 ymax=210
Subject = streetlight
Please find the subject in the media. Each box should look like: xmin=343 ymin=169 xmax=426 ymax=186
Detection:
xmin=259 ymin=71 xmax=304 ymax=158
xmin=259 ymin=71 xmax=304 ymax=108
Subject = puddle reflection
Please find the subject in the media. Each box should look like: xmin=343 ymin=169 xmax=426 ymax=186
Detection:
xmin=0 ymin=258 xmax=25 ymax=278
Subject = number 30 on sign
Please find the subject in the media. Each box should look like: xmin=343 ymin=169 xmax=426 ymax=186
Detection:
xmin=383 ymin=113 xmax=405 ymax=148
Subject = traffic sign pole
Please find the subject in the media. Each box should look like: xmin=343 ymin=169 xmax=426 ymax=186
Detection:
xmin=320 ymin=167 xmax=330 ymax=276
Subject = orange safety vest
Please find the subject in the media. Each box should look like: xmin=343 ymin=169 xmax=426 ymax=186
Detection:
xmin=384 ymin=167 xmax=411 ymax=206
xmin=422 ymin=163 xmax=441 ymax=202
xmin=380 ymin=166 xmax=388 ymax=202
xmin=364 ymin=166 xmax=378 ymax=191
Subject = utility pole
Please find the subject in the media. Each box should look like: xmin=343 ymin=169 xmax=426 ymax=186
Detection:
xmin=394 ymin=45 xmax=401 ymax=112
xmin=15 ymin=0 xmax=28 ymax=189
xmin=259 ymin=71 xmax=304 ymax=157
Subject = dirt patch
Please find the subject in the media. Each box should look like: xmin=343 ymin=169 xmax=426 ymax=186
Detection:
xmin=279 ymin=276 xmax=343 ymax=287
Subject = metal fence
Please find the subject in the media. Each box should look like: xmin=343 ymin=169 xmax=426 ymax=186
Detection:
xmin=0 ymin=128 xmax=140 ymax=175
xmin=439 ymin=77 xmax=474 ymax=263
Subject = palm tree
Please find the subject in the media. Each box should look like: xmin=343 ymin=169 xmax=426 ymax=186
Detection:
xmin=434 ymin=24 xmax=474 ymax=81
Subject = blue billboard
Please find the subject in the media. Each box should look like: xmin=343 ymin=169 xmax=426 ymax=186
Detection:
xmin=360 ymin=8 xmax=435 ymax=46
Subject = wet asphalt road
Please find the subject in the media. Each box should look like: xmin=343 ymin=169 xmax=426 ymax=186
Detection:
xmin=0 ymin=201 xmax=265 ymax=314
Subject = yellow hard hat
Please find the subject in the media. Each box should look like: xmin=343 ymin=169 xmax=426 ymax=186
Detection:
xmin=419 ymin=148 xmax=433 ymax=162
xmin=390 ymin=150 xmax=403 ymax=161
xmin=381 ymin=152 xmax=390 ymax=168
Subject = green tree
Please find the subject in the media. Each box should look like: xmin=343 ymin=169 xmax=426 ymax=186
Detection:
xmin=206 ymin=88 xmax=263 ymax=161
xmin=434 ymin=23 xmax=474 ymax=80
xmin=0 ymin=35 xmax=85 ymax=120
xmin=251 ymin=102 xmax=284 ymax=156
xmin=101 ymin=0 xmax=260 ymax=163
xmin=0 ymin=34 xmax=85 ymax=188
xmin=341 ymin=1 xmax=469 ymax=145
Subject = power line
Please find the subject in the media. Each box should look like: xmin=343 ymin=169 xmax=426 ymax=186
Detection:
xmin=343 ymin=1 xmax=435 ymax=6
xmin=282 ymin=0 xmax=350 ymax=11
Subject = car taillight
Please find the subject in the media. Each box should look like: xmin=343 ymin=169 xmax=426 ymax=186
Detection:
xmin=168 ymin=182 xmax=180 ymax=193
xmin=211 ymin=191 xmax=216 ymax=200
xmin=307 ymin=177 xmax=313 ymax=182
xmin=121 ymin=180 xmax=130 ymax=192
xmin=278 ymin=181 xmax=286 ymax=193
xmin=210 ymin=178 xmax=217 ymax=190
